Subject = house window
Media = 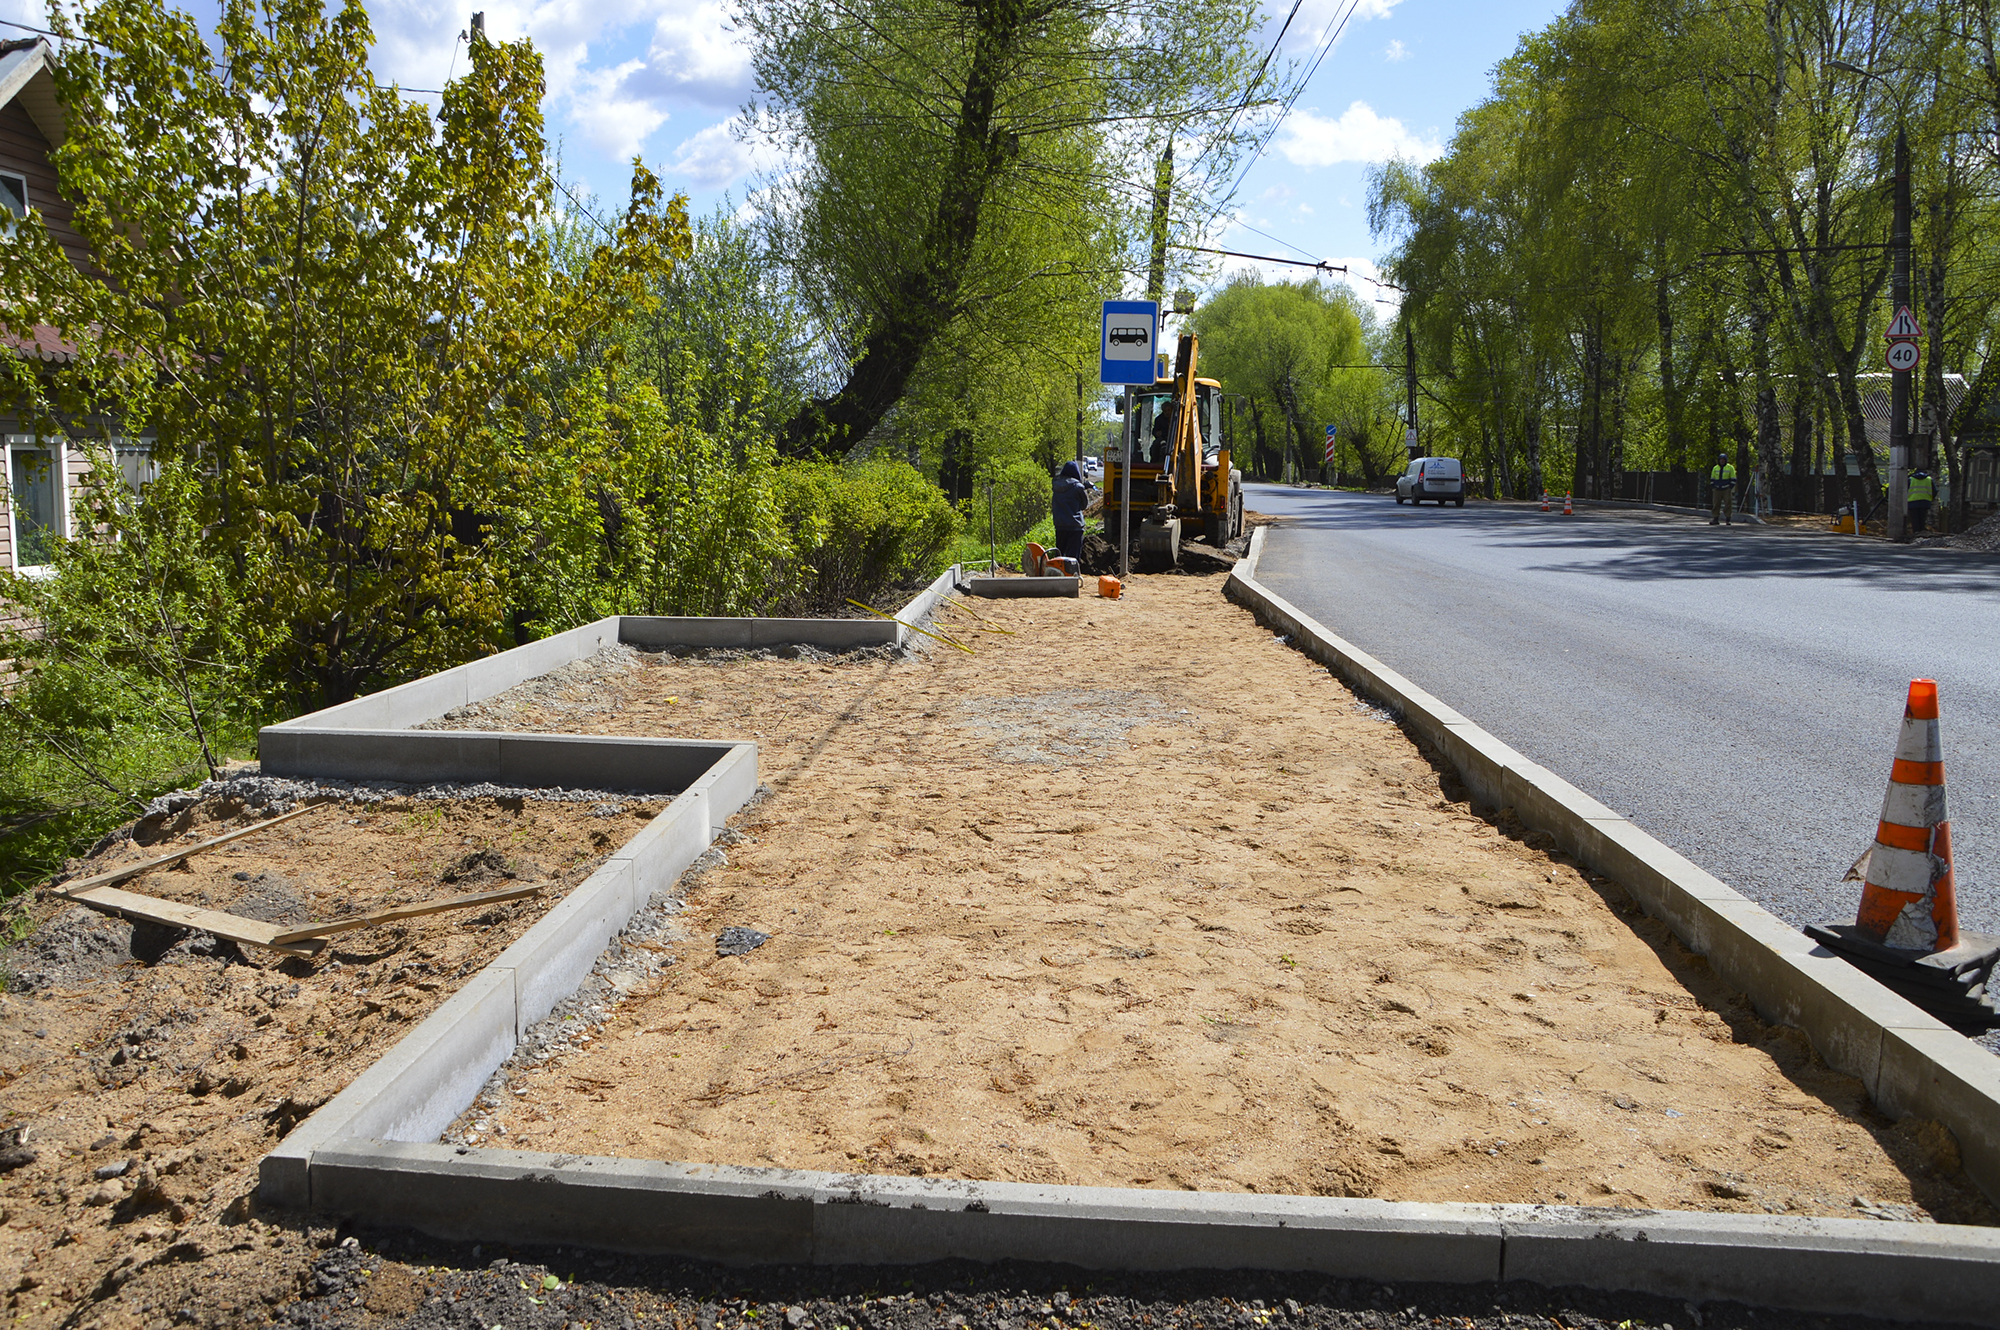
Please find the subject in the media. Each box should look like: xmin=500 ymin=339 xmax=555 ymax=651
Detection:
xmin=6 ymin=436 xmax=63 ymax=569
xmin=0 ymin=172 xmax=24 ymax=234
xmin=114 ymin=442 xmax=156 ymax=495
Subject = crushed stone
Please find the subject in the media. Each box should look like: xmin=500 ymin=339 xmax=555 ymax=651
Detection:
xmin=715 ymin=926 xmax=770 ymax=957
xmin=137 ymin=772 xmax=659 ymax=824
xmin=1914 ymin=508 xmax=2000 ymax=552
xmin=417 ymin=645 xmax=644 ymax=732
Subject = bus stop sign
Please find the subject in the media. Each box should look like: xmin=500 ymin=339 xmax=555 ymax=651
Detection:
xmin=1101 ymin=301 xmax=1159 ymax=385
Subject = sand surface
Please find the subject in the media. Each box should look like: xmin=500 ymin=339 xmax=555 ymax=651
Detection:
xmin=439 ymin=570 xmax=1990 ymax=1224
xmin=0 ymin=795 xmax=648 ymax=1327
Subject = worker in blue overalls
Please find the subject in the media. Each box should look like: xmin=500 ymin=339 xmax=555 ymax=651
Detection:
xmin=1052 ymin=460 xmax=1090 ymax=564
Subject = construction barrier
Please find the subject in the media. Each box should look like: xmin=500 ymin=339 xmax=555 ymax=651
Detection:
xmin=1858 ymin=679 xmax=1959 ymax=952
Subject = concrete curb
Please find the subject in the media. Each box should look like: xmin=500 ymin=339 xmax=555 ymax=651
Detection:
xmin=1564 ymin=495 xmax=1766 ymax=524
xmin=298 ymin=1142 xmax=2000 ymax=1324
xmin=896 ymin=564 xmax=962 ymax=642
xmin=965 ymin=575 xmax=1080 ymax=598
xmin=256 ymin=563 xmax=2000 ymax=1323
xmin=1226 ymin=524 xmax=2000 ymax=1202
xmin=257 ymin=578 xmax=958 ymax=1211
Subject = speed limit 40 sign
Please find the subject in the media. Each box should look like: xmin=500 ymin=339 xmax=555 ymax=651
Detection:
xmin=1887 ymin=339 xmax=1920 ymax=372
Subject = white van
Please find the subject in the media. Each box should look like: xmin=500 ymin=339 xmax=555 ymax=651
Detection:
xmin=1395 ymin=456 xmax=1465 ymax=507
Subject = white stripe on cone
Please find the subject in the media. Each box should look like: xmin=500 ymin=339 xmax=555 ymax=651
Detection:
xmin=1894 ymin=716 xmax=1944 ymax=763
xmin=1881 ymin=782 xmax=1948 ymax=827
xmin=1865 ymin=842 xmax=1944 ymax=896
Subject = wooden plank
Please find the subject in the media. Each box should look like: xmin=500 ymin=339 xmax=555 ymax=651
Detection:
xmin=268 ymin=884 xmax=546 ymax=944
xmin=66 ymin=885 xmax=322 ymax=957
xmin=53 ymin=804 xmax=320 ymax=898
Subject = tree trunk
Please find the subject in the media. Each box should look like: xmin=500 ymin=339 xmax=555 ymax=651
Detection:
xmin=1654 ymin=237 xmax=1684 ymax=471
xmin=1788 ymin=392 xmax=1812 ymax=513
xmin=1525 ymin=409 xmax=1543 ymax=500
xmin=775 ymin=0 xmax=1028 ymax=459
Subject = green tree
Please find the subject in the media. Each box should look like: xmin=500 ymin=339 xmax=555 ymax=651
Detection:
xmin=1195 ymin=276 xmax=1381 ymax=481
xmin=744 ymin=0 xmax=1286 ymax=460
xmin=1 ymin=0 xmax=681 ymax=708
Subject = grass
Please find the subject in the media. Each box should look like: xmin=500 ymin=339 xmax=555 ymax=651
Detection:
xmin=941 ymin=515 xmax=1060 ymax=576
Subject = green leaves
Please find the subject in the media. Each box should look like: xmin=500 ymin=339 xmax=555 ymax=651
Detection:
xmin=6 ymin=0 xmax=681 ymax=709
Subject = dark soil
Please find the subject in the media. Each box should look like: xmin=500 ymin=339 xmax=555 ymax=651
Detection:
xmin=272 ymin=1226 xmax=1971 ymax=1330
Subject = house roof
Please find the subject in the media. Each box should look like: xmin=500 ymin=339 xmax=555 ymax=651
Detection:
xmin=3 ymin=325 xmax=79 ymax=365
xmin=0 ymin=38 xmax=66 ymax=147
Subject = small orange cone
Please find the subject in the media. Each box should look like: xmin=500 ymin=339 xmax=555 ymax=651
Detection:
xmin=1854 ymin=679 xmax=1959 ymax=952
xmin=1563 ymin=492 xmax=1574 ymax=516
xmin=1540 ymin=492 xmax=1550 ymax=512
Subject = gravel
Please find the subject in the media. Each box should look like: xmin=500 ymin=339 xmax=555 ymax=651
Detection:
xmin=716 ymin=925 xmax=770 ymax=957
xmin=138 ymin=772 xmax=665 ymax=821
xmin=274 ymin=1230 xmax=1966 ymax=1330
xmin=1914 ymin=509 xmax=2000 ymax=552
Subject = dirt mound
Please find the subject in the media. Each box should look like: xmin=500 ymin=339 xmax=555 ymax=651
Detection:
xmin=4 ymin=906 xmax=137 ymax=992
xmin=1916 ymin=509 xmax=2000 ymax=552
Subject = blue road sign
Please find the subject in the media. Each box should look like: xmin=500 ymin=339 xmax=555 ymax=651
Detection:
xmin=1101 ymin=301 xmax=1160 ymax=385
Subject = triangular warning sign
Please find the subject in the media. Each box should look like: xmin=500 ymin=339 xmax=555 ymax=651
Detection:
xmin=1886 ymin=306 xmax=1924 ymax=340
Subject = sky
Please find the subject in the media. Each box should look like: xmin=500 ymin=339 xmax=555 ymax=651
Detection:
xmin=0 ymin=0 xmax=1566 ymax=307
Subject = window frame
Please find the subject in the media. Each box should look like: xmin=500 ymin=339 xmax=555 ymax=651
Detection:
xmin=5 ymin=433 xmax=67 ymax=576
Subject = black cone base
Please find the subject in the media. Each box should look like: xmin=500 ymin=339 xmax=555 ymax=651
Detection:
xmin=1805 ymin=924 xmax=2000 ymax=1034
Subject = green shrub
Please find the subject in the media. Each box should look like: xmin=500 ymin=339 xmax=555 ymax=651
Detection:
xmin=0 ymin=454 xmax=272 ymax=896
xmin=960 ymin=459 xmax=1052 ymax=547
xmin=774 ymin=458 xmax=962 ymax=610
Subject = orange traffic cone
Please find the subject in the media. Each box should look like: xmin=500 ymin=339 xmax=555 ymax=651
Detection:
xmin=1540 ymin=492 xmax=1550 ymax=512
xmin=1563 ymin=492 xmax=1574 ymax=516
xmin=1854 ymin=679 xmax=1959 ymax=952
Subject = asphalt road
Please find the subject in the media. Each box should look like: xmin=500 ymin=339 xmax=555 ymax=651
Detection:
xmin=1245 ymin=484 xmax=2000 ymax=937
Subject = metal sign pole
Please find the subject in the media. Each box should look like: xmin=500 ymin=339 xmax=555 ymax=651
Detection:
xmin=1890 ymin=126 xmax=1912 ymax=543
xmin=1120 ymin=409 xmax=1132 ymax=582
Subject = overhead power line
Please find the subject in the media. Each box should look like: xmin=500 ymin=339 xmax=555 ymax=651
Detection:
xmin=1176 ymin=243 xmax=1346 ymax=274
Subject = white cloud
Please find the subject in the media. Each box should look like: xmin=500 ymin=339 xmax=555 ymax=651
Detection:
xmin=567 ymin=58 xmax=671 ymax=160
xmin=1384 ymin=39 xmax=1408 ymax=62
xmin=356 ymin=0 xmax=755 ymax=163
xmin=1278 ymin=0 xmax=1401 ymax=61
xmin=625 ymin=1 xmax=754 ymax=107
xmin=1260 ymin=183 xmax=1295 ymax=202
xmin=668 ymin=116 xmax=784 ymax=189
xmin=1276 ymin=101 xmax=1442 ymax=167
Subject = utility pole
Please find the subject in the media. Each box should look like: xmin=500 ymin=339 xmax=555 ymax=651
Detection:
xmin=1890 ymin=126 xmax=1911 ymax=543
xmin=1145 ymin=144 xmax=1173 ymax=303
xmin=1075 ymin=373 xmax=1085 ymax=467
xmin=1404 ymin=318 xmax=1420 ymax=457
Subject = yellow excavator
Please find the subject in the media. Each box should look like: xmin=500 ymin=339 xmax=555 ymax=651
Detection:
xmin=1104 ymin=332 xmax=1243 ymax=569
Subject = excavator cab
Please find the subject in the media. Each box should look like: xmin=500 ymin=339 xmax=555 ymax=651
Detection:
xmin=1104 ymin=334 xmax=1244 ymax=567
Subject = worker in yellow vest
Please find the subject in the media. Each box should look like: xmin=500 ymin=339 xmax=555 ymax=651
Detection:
xmin=1907 ymin=469 xmax=1935 ymax=533
xmin=1709 ymin=451 xmax=1737 ymax=525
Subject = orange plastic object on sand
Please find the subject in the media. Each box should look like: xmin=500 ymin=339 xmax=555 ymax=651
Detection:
xmin=1098 ymin=575 xmax=1122 ymax=599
